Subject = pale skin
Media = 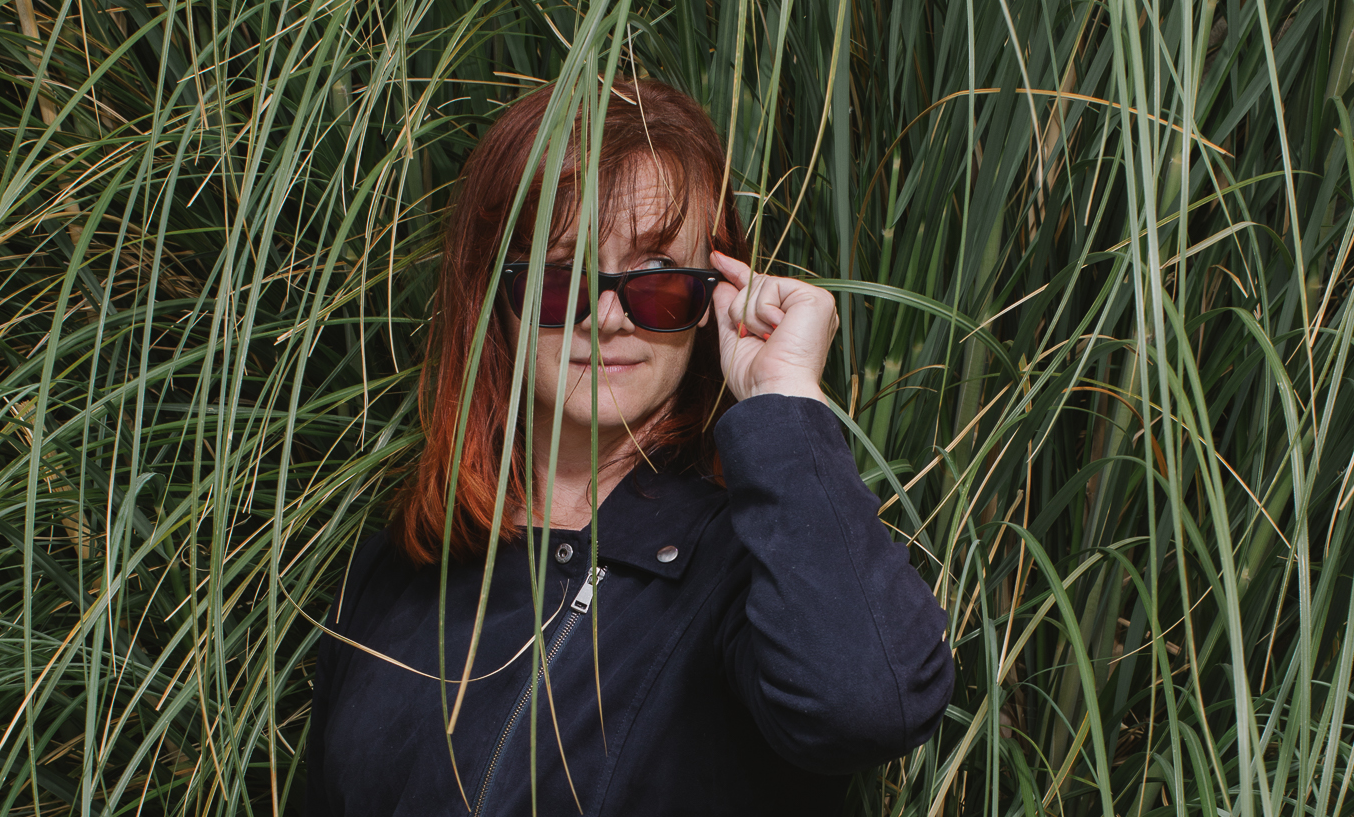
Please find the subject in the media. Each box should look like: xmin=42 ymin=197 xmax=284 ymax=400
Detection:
xmin=508 ymin=162 xmax=840 ymax=529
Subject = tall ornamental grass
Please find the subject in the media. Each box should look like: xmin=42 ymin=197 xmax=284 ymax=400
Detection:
xmin=2 ymin=0 xmax=1352 ymax=814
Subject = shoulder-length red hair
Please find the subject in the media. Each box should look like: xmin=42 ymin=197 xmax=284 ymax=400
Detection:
xmin=391 ymin=78 xmax=749 ymax=566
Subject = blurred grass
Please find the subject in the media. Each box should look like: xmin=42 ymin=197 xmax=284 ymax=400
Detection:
xmin=2 ymin=0 xmax=1353 ymax=814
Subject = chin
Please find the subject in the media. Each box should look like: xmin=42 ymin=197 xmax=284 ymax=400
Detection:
xmin=589 ymin=409 xmax=644 ymax=432
xmin=560 ymin=401 xmax=661 ymax=436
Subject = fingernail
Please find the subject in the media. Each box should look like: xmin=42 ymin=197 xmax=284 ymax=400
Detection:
xmin=738 ymin=323 xmax=748 ymax=339
xmin=761 ymin=332 xmax=772 ymax=341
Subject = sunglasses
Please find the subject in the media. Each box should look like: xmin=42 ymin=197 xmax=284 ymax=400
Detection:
xmin=500 ymin=263 xmax=722 ymax=333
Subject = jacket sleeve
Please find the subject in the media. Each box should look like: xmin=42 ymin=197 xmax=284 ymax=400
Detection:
xmin=714 ymin=394 xmax=953 ymax=773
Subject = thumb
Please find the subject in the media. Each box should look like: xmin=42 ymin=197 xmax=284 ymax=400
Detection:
xmin=711 ymin=278 xmax=739 ymax=342
xmin=710 ymin=250 xmax=751 ymax=343
xmin=710 ymin=250 xmax=751 ymax=288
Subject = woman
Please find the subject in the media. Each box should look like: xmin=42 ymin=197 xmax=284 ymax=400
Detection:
xmin=306 ymin=79 xmax=953 ymax=816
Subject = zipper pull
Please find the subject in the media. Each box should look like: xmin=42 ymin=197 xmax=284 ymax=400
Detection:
xmin=571 ymin=566 xmax=607 ymax=614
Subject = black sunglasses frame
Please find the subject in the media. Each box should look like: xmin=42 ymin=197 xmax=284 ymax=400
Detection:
xmin=500 ymin=263 xmax=723 ymax=333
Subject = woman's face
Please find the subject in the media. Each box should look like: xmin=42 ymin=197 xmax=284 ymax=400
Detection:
xmin=507 ymin=160 xmax=711 ymax=444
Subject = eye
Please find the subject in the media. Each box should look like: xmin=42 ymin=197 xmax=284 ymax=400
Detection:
xmin=636 ymin=256 xmax=674 ymax=271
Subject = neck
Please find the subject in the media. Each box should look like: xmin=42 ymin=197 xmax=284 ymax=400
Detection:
xmin=523 ymin=410 xmax=660 ymax=530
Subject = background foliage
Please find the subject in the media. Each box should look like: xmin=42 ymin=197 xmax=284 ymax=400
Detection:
xmin=2 ymin=0 xmax=1353 ymax=814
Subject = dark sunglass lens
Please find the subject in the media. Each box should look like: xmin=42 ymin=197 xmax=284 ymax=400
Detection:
xmin=625 ymin=272 xmax=704 ymax=330
xmin=523 ymin=266 xmax=587 ymax=326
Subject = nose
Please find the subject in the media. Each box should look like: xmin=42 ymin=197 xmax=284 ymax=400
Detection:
xmin=578 ymin=289 xmax=634 ymax=336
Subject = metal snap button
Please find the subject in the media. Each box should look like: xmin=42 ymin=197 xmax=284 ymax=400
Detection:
xmin=554 ymin=543 xmax=574 ymax=564
xmin=656 ymin=545 xmax=679 ymax=563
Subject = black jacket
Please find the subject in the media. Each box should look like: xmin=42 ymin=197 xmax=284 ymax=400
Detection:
xmin=306 ymin=395 xmax=953 ymax=816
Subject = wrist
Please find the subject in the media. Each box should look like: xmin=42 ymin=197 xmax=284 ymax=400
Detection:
xmin=742 ymin=380 xmax=828 ymax=404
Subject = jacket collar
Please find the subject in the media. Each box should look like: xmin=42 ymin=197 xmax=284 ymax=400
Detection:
xmin=574 ymin=463 xmax=726 ymax=580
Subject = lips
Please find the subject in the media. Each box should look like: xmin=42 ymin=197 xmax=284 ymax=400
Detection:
xmin=569 ymin=356 xmax=641 ymax=367
xmin=569 ymin=357 xmax=642 ymax=376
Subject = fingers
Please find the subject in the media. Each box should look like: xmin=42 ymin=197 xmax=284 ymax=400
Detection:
xmin=711 ymin=251 xmax=784 ymax=337
xmin=741 ymin=296 xmax=787 ymax=337
xmin=711 ymin=249 xmax=839 ymax=342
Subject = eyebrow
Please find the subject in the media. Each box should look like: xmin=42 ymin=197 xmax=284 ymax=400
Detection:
xmin=546 ymin=237 xmax=579 ymax=258
xmin=633 ymin=224 xmax=681 ymax=251
xmin=548 ymin=210 xmax=692 ymax=258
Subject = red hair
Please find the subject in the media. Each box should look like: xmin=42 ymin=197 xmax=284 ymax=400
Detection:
xmin=391 ymin=78 xmax=749 ymax=566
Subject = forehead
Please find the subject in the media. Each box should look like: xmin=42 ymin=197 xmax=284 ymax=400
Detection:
xmin=613 ymin=161 xmax=698 ymax=241
xmin=546 ymin=154 xmax=712 ymax=254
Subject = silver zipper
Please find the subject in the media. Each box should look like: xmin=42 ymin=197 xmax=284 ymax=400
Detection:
xmin=470 ymin=566 xmax=606 ymax=817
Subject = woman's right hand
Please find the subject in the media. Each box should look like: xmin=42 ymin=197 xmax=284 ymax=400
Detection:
xmin=709 ymin=251 xmax=839 ymax=404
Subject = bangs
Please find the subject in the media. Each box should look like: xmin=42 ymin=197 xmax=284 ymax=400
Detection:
xmin=508 ymin=145 xmax=715 ymax=265
xmin=593 ymin=151 xmax=711 ymax=257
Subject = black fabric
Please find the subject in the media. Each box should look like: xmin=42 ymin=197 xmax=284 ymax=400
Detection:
xmin=306 ymin=395 xmax=953 ymax=816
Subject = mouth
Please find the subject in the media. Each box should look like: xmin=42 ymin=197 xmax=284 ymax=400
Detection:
xmin=570 ymin=357 xmax=641 ymax=373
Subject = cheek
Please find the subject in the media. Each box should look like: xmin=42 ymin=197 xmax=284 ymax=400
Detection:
xmin=653 ymin=335 xmax=697 ymax=392
xmin=529 ymin=333 xmax=571 ymax=387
